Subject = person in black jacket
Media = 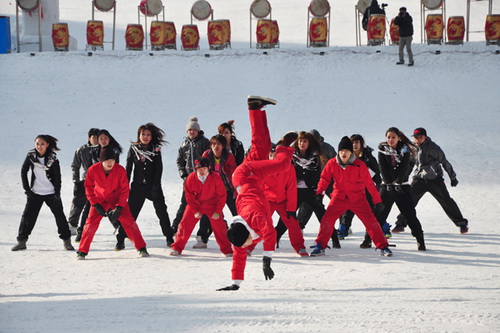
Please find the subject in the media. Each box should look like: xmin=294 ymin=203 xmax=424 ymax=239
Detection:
xmin=392 ymin=128 xmax=469 ymax=234
xmin=68 ymin=128 xmax=99 ymax=234
xmin=362 ymin=0 xmax=386 ymax=31
xmin=12 ymin=135 xmax=74 ymax=252
xmin=378 ymin=127 xmax=425 ymax=250
xmin=296 ymin=129 xmax=336 ymax=236
xmin=115 ymin=123 xmax=174 ymax=250
xmin=275 ymin=131 xmax=340 ymax=249
xmin=172 ymin=116 xmax=210 ymax=233
xmin=394 ymin=6 xmax=414 ymax=66
xmin=218 ymin=120 xmax=245 ymax=166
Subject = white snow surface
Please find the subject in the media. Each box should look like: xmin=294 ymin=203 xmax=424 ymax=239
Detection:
xmin=1 ymin=1 xmax=500 ymax=333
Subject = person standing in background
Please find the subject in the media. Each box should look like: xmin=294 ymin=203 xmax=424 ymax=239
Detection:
xmin=394 ymin=6 xmax=414 ymax=66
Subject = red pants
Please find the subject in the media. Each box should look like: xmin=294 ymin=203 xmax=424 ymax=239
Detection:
xmin=269 ymin=201 xmax=305 ymax=253
xmin=78 ymin=203 xmax=146 ymax=254
xmin=315 ymin=196 xmax=388 ymax=249
xmin=172 ymin=206 xmax=232 ymax=255
xmin=231 ymin=108 xmax=294 ymax=280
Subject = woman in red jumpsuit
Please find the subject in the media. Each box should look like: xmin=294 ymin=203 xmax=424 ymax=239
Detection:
xmin=77 ymin=146 xmax=149 ymax=259
xmin=310 ymin=136 xmax=393 ymax=257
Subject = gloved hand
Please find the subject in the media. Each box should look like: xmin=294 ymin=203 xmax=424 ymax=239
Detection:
xmin=286 ymin=211 xmax=297 ymax=220
xmin=262 ymin=256 xmax=274 ymax=280
xmin=151 ymin=185 xmax=161 ymax=200
xmin=216 ymin=284 xmax=240 ymax=291
xmin=107 ymin=206 xmax=123 ymax=221
xmin=394 ymin=184 xmax=404 ymax=194
xmin=93 ymin=203 xmax=107 ymax=217
xmin=450 ymin=178 xmax=459 ymax=187
xmin=315 ymin=194 xmax=324 ymax=206
xmin=373 ymin=202 xmax=385 ymax=214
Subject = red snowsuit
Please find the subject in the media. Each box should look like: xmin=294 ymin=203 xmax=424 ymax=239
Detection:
xmin=230 ymin=108 xmax=294 ymax=280
xmin=315 ymin=157 xmax=389 ymax=250
xmin=79 ymin=162 xmax=146 ymax=254
xmin=264 ymin=164 xmax=305 ymax=253
xmin=171 ymin=171 xmax=232 ymax=255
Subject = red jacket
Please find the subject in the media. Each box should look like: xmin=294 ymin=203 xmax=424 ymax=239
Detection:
xmin=85 ymin=162 xmax=130 ymax=209
xmin=317 ymin=157 xmax=382 ymax=204
xmin=263 ymin=163 xmax=297 ymax=211
xmin=184 ymin=171 xmax=226 ymax=215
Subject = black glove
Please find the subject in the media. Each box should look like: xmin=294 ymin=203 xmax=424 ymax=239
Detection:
xmin=151 ymin=185 xmax=161 ymax=200
xmin=394 ymin=184 xmax=404 ymax=194
xmin=107 ymin=206 xmax=123 ymax=221
xmin=262 ymin=256 xmax=275 ymax=280
xmin=216 ymin=284 xmax=240 ymax=291
xmin=315 ymin=194 xmax=324 ymax=206
xmin=179 ymin=170 xmax=188 ymax=180
xmin=450 ymin=178 xmax=459 ymax=187
xmin=373 ymin=202 xmax=385 ymax=214
xmin=25 ymin=190 xmax=35 ymax=199
xmin=93 ymin=203 xmax=107 ymax=217
xmin=286 ymin=211 xmax=297 ymax=220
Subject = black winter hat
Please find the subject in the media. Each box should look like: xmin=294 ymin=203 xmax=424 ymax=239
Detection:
xmin=227 ymin=222 xmax=250 ymax=247
xmin=100 ymin=146 xmax=117 ymax=161
xmin=195 ymin=157 xmax=210 ymax=169
xmin=338 ymin=136 xmax=354 ymax=153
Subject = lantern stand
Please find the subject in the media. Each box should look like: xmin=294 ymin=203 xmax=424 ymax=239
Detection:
xmin=249 ymin=1 xmax=272 ymax=49
xmin=91 ymin=1 xmax=116 ymax=50
xmin=355 ymin=6 xmax=364 ymax=46
xmin=307 ymin=2 xmax=330 ymax=48
xmin=421 ymin=0 xmax=447 ymax=44
xmin=466 ymin=0 xmax=493 ymax=42
xmin=16 ymin=0 xmax=42 ymax=53
xmin=138 ymin=5 xmax=165 ymax=49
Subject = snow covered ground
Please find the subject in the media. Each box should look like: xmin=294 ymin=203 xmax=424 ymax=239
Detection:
xmin=1 ymin=1 xmax=500 ymax=332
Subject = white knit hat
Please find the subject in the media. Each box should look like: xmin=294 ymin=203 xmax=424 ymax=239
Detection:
xmin=186 ymin=116 xmax=201 ymax=132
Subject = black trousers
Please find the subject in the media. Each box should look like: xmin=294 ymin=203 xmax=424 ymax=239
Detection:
xmin=68 ymin=181 xmax=87 ymax=228
xmin=378 ymin=185 xmax=423 ymax=238
xmin=396 ymin=178 xmax=466 ymax=227
xmin=117 ymin=183 xmax=173 ymax=242
xmin=196 ymin=190 xmax=237 ymax=243
xmin=17 ymin=193 xmax=71 ymax=241
xmin=276 ymin=187 xmax=326 ymax=240
xmin=172 ymin=189 xmax=187 ymax=233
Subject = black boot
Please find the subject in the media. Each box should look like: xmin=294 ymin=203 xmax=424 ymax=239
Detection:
xmin=360 ymin=233 xmax=372 ymax=248
xmin=416 ymin=235 xmax=426 ymax=251
xmin=12 ymin=239 xmax=27 ymax=251
xmin=331 ymin=229 xmax=341 ymax=249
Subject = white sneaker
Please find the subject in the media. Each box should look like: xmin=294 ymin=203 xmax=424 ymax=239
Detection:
xmin=170 ymin=250 xmax=180 ymax=256
xmin=192 ymin=236 xmax=207 ymax=249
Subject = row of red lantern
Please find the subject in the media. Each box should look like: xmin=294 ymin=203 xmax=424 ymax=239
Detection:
xmin=366 ymin=14 xmax=500 ymax=46
xmin=51 ymin=15 xmax=500 ymax=51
